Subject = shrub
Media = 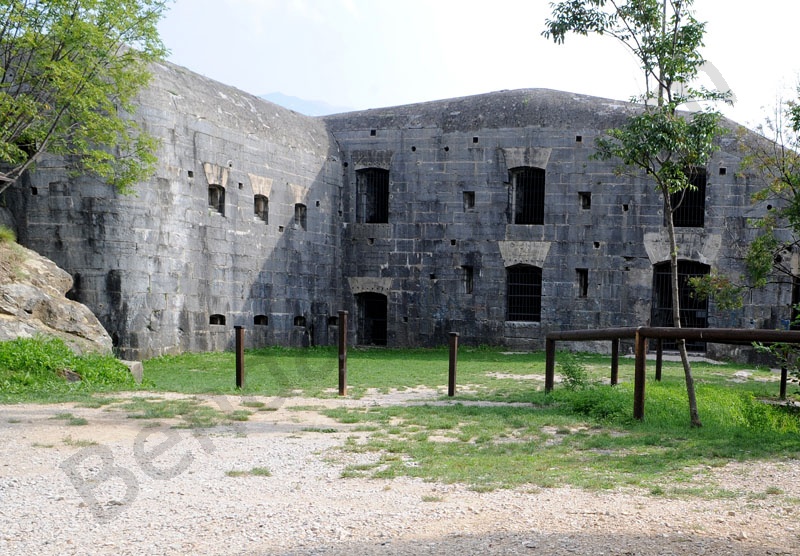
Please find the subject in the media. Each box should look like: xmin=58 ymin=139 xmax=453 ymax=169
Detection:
xmin=566 ymin=384 xmax=634 ymax=424
xmin=559 ymin=352 xmax=590 ymax=390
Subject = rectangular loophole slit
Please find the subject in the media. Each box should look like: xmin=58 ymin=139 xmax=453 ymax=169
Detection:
xmin=576 ymin=268 xmax=588 ymax=297
xmin=462 ymin=265 xmax=474 ymax=294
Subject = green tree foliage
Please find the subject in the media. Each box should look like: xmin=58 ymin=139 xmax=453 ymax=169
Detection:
xmin=544 ymin=0 xmax=732 ymax=427
xmin=707 ymin=90 xmax=800 ymax=386
xmin=0 ymin=0 xmax=170 ymax=195
xmin=741 ymin=93 xmax=800 ymax=289
xmin=693 ymin=91 xmax=800 ymax=312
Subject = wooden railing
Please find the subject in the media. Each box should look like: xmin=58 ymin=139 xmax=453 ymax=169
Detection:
xmin=545 ymin=327 xmax=800 ymax=420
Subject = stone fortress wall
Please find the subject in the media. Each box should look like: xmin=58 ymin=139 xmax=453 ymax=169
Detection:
xmin=4 ymin=61 xmax=789 ymax=360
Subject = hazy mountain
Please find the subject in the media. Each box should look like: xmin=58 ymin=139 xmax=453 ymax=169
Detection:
xmin=259 ymin=92 xmax=352 ymax=116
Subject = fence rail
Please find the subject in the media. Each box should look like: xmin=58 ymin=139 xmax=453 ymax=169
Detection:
xmin=545 ymin=327 xmax=800 ymax=420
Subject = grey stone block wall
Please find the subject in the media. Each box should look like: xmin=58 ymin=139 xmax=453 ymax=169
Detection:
xmin=324 ymin=89 xmax=788 ymax=350
xmin=9 ymin=62 xmax=343 ymax=360
xmin=4 ymin=66 xmax=790 ymax=358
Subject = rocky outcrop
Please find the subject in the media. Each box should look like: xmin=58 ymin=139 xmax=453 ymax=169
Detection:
xmin=0 ymin=241 xmax=112 ymax=354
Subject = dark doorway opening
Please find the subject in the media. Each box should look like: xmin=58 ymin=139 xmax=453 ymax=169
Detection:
xmin=357 ymin=292 xmax=387 ymax=346
xmin=651 ymin=260 xmax=709 ymax=351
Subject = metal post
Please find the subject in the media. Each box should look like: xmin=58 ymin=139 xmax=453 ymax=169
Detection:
xmin=655 ymin=338 xmax=663 ymax=381
xmin=545 ymin=338 xmax=556 ymax=393
xmin=780 ymin=367 xmax=788 ymax=400
xmin=234 ymin=325 xmax=245 ymax=389
xmin=338 ymin=310 xmax=348 ymax=396
xmin=633 ymin=329 xmax=647 ymax=420
xmin=448 ymin=332 xmax=459 ymax=397
xmin=610 ymin=338 xmax=619 ymax=386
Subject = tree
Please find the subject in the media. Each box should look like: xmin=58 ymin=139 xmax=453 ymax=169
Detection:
xmin=0 ymin=0 xmax=170 ymax=196
xmin=544 ymin=0 xmax=732 ymax=427
xmin=692 ymin=88 xmax=800 ymax=385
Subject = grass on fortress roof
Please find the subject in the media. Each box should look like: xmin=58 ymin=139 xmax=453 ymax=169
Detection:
xmin=1 ymin=336 xmax=799 ymax=495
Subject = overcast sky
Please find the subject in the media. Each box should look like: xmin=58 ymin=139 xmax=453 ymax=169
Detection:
xmin=157 ymin=0 xmax=799 ymax=127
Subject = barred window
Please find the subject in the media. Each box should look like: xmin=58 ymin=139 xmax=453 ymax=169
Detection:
xmin=510 ymin=167 xmax=545 ymax=225
xmin=671 ymin=168 xmax=706 ymax=227
xmin=506 ymin=264 xmax=542 ymax=322
xmin=356 ymin=168 xmax=389 ymax=223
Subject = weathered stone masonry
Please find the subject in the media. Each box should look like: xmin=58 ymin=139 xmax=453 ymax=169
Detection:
xmin=4 ymin=61 xmax=788 ymax=359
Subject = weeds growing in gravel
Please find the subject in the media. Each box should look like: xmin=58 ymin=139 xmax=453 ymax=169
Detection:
xmin=2 ymin=339 xmax=797 ymax=497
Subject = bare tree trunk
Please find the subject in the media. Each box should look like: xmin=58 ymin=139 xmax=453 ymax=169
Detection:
xmin=665 ymin=196 xmax=703 ymax=427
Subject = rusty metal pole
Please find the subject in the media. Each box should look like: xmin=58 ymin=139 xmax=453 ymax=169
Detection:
xmin=655 ymin=338 xmax=663 ymax=381
xmin=610 ymin=338 xmax=619 ymax=386
xmin=545 ymin=338 xmax=556 ymax=393
xmin=633 ymin=329 xmax=647 ymax=420
xmin=448 ymin=332 xmax=459 ymax=397
xmin=234 ymin=325 xmax=245 ymax=389
xmin=780 ymin=367 xmax=788 ymax=400
xmin=338 ymin=311 xmax=348 ymax=396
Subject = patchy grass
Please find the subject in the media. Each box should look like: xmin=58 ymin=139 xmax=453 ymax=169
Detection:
xmin=3 ymin=342 xmax=797 ymax=498
xmin=326 ymin=380 xmax=800 ymax=494
xmin=115 ymin=397 xmax=251 ymax=428
xmin=226 ymin=466 xmax=272 ymax=478
xmin=50 ymin=412 xmax=89 ymax=426
xmin=62 ymin=436 xmax=98 ymax=448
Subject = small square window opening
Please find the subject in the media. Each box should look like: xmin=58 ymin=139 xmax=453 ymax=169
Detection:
xmin=463 ymin=191 xmax=475 ymax=211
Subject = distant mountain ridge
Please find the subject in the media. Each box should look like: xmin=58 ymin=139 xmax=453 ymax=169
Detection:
xmin=259 ymin=92 xmax=352 ymax=116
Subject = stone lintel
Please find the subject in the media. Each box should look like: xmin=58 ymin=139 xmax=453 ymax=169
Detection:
xmin=348 ymin=277 xmax=393 ymax=295
xmin=643 ymin=232 xmax=721 ymax=265
xmin=500 ymin=147 xmax=552 ymax=172
xmin=203 ymin=162 xmax=229 ymax=188
xmin=498 ymin=241 xmax=551 ymax=267
xmin=249 ymin=174 xmax=273 ymax=198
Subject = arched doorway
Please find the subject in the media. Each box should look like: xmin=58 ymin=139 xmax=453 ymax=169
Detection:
xmin=356 ymin=292 xmax=387 ymax=346
xmin=651 ymin=260 xmax=710 ymax=351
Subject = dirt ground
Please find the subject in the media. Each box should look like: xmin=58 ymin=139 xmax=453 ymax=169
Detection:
xmin=0 ymin=389 xmax=798 ymax=555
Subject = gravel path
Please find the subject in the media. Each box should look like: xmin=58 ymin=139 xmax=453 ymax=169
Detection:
xmin=0 ymin=391 xmax=798 ymax=555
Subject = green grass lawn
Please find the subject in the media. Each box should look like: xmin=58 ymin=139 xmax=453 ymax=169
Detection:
xmin=2 ymin=337 xmax=798 ymax=496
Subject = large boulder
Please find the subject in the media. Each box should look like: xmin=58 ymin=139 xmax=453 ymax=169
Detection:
xmin=0 ymin=241 xmax=112 ymax=354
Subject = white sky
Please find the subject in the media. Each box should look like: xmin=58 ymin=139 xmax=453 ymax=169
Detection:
xmin=157 ymin=0 xmax=800 ymax=127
